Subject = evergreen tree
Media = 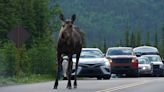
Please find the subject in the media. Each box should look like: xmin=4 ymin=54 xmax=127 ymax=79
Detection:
xmin=125 ymin=30 xmax=130 ymax=47
xmin=160 ymin=29 xmax=164 ymax=58
xmin=135 ymin=31 xmax=141 ymax=47
xmin=146 ymin=31 xmax=150 ymax=46
xmin=103 ymin=38 xmax=107 ymax=53
xmin=154 ymin=31 xmax=158 ymax=48
xmin=130 ymin=32 xmax=135 ymax=48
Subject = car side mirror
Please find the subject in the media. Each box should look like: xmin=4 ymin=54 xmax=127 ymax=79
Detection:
xmin=135 ymin=52 xmax=141 ymax=57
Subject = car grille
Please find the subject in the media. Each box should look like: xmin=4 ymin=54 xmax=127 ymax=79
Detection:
xmin=79 ymin=63 xmax=103 ymax=68
xmin=153 ymin=65 xmax=159 ymax=69
xmin=112 ymin=58 xmax=132 ymax=63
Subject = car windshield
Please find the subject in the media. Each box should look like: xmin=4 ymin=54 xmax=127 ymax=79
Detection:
xmin=138 ymin=58 xmax=147 ymax=64
xmin=147 ymin=56 xmax=162 ymax=62
xmin=107 ymin=49 xmax=133 ymax=56
xmin=80 ymin=50 xmax=103 ymax=58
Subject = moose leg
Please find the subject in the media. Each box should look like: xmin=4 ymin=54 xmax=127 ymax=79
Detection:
xmin=54 ymin=52 xmax=62 ymax=89
xmin=66 ymin=55 xmax=73 ymax=89
xmin=74 ymin=52 xmax=80 ymax=88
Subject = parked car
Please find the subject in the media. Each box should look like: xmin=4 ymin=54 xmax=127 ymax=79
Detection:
xmin=137 ymin=56 xmax=153 ymax=76
xmin=142 ymin=55 xmax=164 ymax=76
xmin=62 ymin=48 xmax=111 ymax=80
xmin=106 ymin=47 xmax=138 ymax=77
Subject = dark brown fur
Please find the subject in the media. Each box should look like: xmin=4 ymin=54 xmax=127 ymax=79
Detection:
xmin=54 ymin=14 xmax=83 ymax=89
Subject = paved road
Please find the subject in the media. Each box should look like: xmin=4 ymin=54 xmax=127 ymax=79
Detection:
xmin=0 ymin=77 xmax=164 ymax=92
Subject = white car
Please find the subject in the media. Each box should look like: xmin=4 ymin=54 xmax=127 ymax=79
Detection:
xmin=137 ymin=56 xmax=153 ymax=76
xmin=62 ymin=48 xmax=111 ymax=80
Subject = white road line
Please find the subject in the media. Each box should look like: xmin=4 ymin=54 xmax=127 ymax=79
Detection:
xmin=96 ymin=78 xmax=161 ymax=92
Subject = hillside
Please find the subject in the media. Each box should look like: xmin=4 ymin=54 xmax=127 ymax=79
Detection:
xmin=55 ymin=0 xmax=164 ymax=46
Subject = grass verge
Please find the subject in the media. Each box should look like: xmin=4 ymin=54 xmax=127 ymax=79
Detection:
xmin=0 ymin=74 xmax=54 ymax=87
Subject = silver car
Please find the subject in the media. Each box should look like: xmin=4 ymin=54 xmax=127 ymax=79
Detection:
xmin=137 ymin=56 xmax=153 ymax=76
xmin=62 ymin=48 xmax=111 ymax=80
xmin=76 ymin=48 xmax=111 ymax=79
xmin=142 ymin=55 xmax=164 ymax=76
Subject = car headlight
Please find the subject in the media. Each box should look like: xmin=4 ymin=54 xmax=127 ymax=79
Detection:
xmin=160 ymin=64 xmax=164 ymax=69
xmin=105 ymin=61 xmax=110 ymax=66
xmin=142 ymin=66 xmax=151 ymax=70
xmin=142 ymin=67 xmax=146 ymax=70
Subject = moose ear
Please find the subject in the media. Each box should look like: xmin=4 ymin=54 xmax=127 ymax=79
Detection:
xmin=59 ymin=14 xmax=65 ymax=21
xmin=71 ymin=14 xmax=76 ymax=23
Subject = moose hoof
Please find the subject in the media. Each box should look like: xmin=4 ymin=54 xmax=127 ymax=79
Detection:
xmin=67 ymin=86 xmax=72 ymax=89
xmin=74 ymin=86 xmax=77 ymax=89
xmin=53 ymin=86 xmax=57 ymax=89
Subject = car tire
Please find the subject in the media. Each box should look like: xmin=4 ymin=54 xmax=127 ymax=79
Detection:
xmin=103 ymin=75 xmax=111 ymax=80
xmin=97 ymin=77 xmax=102 ymax=80
xmin=63 ymin=77 xmax=67 ymax=80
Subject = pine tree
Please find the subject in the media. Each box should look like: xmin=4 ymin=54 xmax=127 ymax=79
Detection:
xmin=125 ymin=30 xmax=130 ymax=47
xmin=154 ymin=31 xmax=158 ymax=48
xmin=135 ymin=31 xmax=141 ymax=47
xmin=103 ymin=38 xmax=107 ymax=53
xmin=146 ymin=31 xmax=150 ymax=46
xmin=130 ymin=32 xmax=135 ymax=48
xmin=160 ymin=29 xmax=164 ymax=58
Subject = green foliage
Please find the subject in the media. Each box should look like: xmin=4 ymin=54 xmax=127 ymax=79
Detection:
xmin=130 ymin=32 xmax=136 ymax=48
xmin=159 ymin=29 xmax=164 ymax=58
xmin=146 ymin=31 xmax=150 ymax=46
xmin=154 ymin=31 xmax=158 ymax=48
xmin=0 ymin=0 xmax=60 ymax=83
xmin=135 ymin=31 xmax=141 ymax=47
xmin=28 ymin=39 xmax=56 ymax=75
xmin=0 ymin=74 xmax=54 ymax=86
xmin=56 ymin=0 xmax=164 ymax=46
xmin=125 ymin=30 xmax=130 ymax=47
xmin=2 ymin=42 xmax=17 ymax=77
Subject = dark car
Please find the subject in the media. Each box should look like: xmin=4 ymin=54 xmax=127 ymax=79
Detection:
xmin=106 ymin=47 xmax=138 ymax=77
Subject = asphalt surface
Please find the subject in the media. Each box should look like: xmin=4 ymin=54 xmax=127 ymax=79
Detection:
xmin=0 ymin=77 xmax=164 ymax=92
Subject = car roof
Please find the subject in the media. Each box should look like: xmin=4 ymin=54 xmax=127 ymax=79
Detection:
xmin=137 ymin=56 xmax=149 ymax=59
xmin=142 ymin=55 xmax=160 ymax=57
xmin=133 ymin=46 xmax=159 ymax=53
xmin=107 ymin=47 xmax=132 ymax=50
xmin=82 ymin=48 xmax=100 ymax=50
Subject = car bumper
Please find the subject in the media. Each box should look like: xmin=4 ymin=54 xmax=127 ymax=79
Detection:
xmin=73 ymin=65 xmax=111 ymax=77
xmin=111 ymin=66 xmax=137 ymax=74
xmin=139 ymin=69 xmax=152 ymax=75
xmin=153 ymin=68 xmax=164 ymax=76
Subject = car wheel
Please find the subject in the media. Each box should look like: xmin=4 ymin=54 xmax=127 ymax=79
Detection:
xmin=63 ymin=77 xmax=67 ymax=80
xmin=103 ymin=75 xmax=111 ymax=80
xmin=97 ymin=77 xmax=102 ymax=80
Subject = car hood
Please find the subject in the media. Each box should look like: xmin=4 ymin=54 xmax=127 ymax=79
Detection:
xmin=107 ymin=55 xmax=136 ymax=59
xmin=73 ymin=58 xmax=107 ymax=64
xmin=139 ymin=64 xmax=151 ymax=67
xmin=151 ymin=61 xmax=163 ymax=65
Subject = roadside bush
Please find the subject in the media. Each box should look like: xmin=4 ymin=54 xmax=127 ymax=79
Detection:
xmin=2 ymin=43 xmax=17 ymax=77
xmin=28 ymin=39 xmax=56 ymax=75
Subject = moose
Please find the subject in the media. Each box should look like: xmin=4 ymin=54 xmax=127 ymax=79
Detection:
xmin=54 ymin=14 xmax=83 ymax=89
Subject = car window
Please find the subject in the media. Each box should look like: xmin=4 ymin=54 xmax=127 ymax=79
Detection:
xmin=147 ymin=56 xmax=162 ymax=62
xmin=80 ymin=50 xmax=103 ymax=58
xmin=107 ymin=49 xmax=133 ymax=56
xmin=138 ymin=58 xmax=147 ymax=64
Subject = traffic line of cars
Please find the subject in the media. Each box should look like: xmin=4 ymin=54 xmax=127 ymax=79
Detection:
xmin=62 ymin=46 xmax=164 ymax=80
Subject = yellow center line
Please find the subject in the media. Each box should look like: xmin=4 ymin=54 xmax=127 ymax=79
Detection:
xmin=96 ymin=78 xmax=161 ymax=92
